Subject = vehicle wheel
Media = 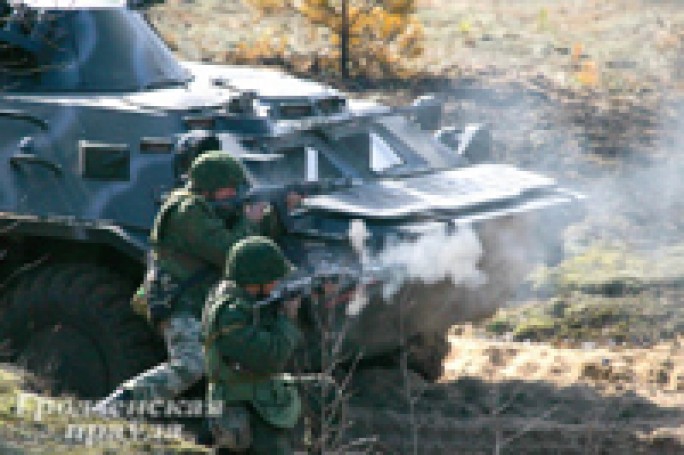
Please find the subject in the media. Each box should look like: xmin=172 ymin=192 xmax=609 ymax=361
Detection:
xmin=0 ymin=263 xmax=164 ymax=398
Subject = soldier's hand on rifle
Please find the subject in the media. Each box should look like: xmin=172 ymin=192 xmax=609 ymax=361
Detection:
xmin=283 ymin=296 xmax=301 ymax=320
xmin=244 ymin=201 xmax=269 ymax=223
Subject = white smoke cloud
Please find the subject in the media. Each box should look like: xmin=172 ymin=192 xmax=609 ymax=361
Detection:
xmin=376 ymin=224 xmax=487 ymax=299
xmin=346 ymin=220 xmax=487 ymax=315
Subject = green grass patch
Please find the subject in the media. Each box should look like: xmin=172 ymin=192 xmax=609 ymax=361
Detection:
xmin=485 ymin=242 xmax=684 ymax=344
xmin=530 ymin=242 xmax=684 ymax=296
xmin=486 ymin=292 xmax=684 ymax=345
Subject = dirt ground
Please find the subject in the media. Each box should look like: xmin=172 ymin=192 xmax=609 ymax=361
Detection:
xmin=344 ymin=333 xmax=684 ymax=453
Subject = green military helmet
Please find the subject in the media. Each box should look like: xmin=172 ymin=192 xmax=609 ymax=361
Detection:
xmin=226 ymin=236 xmax=293 ymax=285
xmin=188 ymin=151 xmax=248 ymax=193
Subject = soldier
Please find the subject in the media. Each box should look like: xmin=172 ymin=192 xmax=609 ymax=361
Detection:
xmin=94 ymin=148 xmax=271 ymax=413
xmin=203 ymin=236 xmax=303 ymax=454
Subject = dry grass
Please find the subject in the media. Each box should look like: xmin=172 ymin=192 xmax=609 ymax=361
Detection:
xmin=343 ymin=333 xmax=684 ymax=453
xmin=417 ymin=0 xmax=684 ymax=91
xmin=439 ymin=333 xmax=684 ymax=452
xmin=148 ymin=0 xmax=684 ymax=93
xmin=446 ymin=332 xmax=684 ymax=398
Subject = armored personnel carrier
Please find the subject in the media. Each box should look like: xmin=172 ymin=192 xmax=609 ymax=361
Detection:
xmin=0 ymin=0 xmax=581 ymax=398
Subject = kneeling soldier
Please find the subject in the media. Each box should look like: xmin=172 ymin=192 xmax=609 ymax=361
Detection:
xmin=94 ymin=147 xmax=271 ymax=414
xmin=203 ymin=237 xmax=303 ymax=454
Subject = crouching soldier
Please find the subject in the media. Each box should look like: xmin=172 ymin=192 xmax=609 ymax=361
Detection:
xmin=94 ymin=149 xmax=272 ymax=413
xmin=203 ymin=237 xmax=303 ymax=454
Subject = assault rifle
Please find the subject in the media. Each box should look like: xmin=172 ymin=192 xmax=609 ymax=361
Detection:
xmin=253 ymin=263 xmax=393 ymax=312
xmin=210 ymin=178 xmax=358 ymax=232
xmin=214 ymin=178 xmax=357 ymax=215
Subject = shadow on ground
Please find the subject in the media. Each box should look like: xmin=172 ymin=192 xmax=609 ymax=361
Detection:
xmin=346 ymin=368 xmax=684 ymax=454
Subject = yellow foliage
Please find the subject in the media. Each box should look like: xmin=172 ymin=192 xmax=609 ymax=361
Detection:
xmin=571 ymin=42 xmax=584 ymax=64
xmin=383 ymin=0 xmax=414 ymax=15
xmin=280 ymin=0 xmax=423 ymax=78
xmin=458 ymin=19 xmax=472 ymax=35
xmin=232 ymin=36 xmax=290 ymax=64
xmin=576 ymin=60 xmax=599 ymax=87
xmin=246 ymin=0 xmax=292 ymax=14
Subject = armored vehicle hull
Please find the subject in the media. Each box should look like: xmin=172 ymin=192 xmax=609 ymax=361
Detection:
xmin=0 ymin=2 xmax=582 ymax=397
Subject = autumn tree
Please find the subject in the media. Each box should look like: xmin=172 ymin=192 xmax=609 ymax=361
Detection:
xmin=247 ymin=0 xmax=424 ymax=79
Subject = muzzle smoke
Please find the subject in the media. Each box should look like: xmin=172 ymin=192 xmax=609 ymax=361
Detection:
xmin=376 ymin=225 xmax=487 ymax=298
xmin=346 ymin=220 xmax=487 ymax=315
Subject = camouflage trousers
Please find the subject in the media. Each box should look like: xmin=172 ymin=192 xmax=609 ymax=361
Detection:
xmin=123 ymin=312 xmax=205 ymax=401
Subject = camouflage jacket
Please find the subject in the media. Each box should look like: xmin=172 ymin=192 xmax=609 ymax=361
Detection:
xmin=202 ymin=281 xmax=303 ymax=428
xmin=147 ymin=188 xmax=274 ymax=319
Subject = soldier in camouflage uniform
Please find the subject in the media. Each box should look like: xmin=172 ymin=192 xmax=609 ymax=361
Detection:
xmin=203 ymin=237 xmax=303 ymax=454
xmin=95 ymin=149 xmax=273 ymax=413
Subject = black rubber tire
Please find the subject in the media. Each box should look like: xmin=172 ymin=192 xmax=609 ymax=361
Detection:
xmin=0 ymin=263 xmax=164 ymax=398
